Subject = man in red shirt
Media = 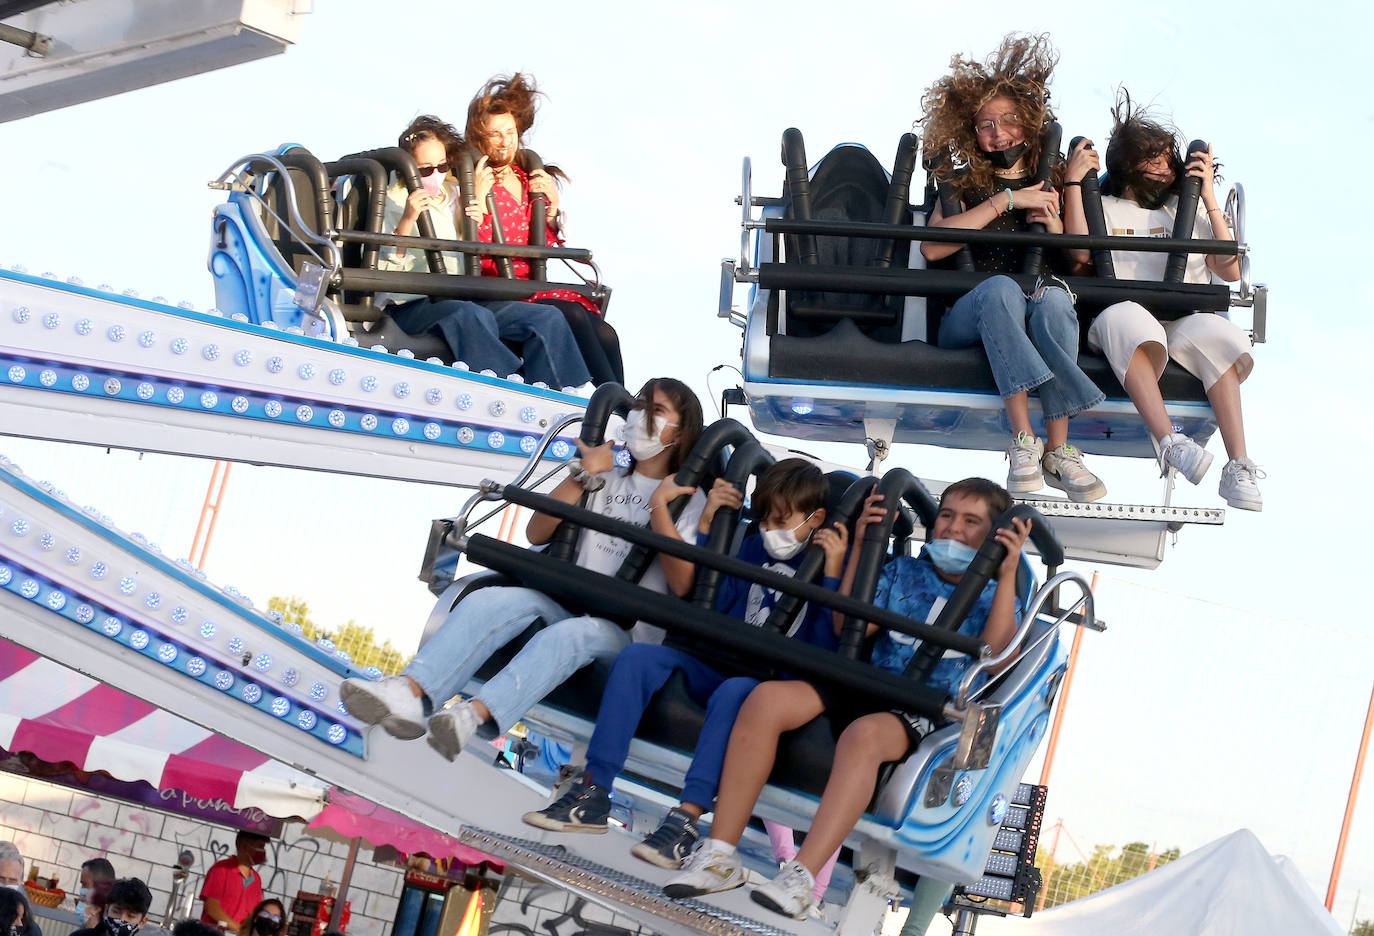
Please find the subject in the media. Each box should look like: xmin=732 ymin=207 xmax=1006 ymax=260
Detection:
xmin=198 ymin=831 xmax=268 ymax=931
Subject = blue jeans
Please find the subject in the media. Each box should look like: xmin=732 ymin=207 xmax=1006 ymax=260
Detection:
xmin=937 ymin=276 xmax=1104 ymax=421
xmin=404 ymin=585 xmax=629 ymax=732
xmin=389 ymin=298 xmax=591 ymax=388
xmin=585 ymin=644 xmax=758 ymax=809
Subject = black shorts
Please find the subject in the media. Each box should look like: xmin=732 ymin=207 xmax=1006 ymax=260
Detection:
xmin=811 ymin=682 xmax=933 ymax=756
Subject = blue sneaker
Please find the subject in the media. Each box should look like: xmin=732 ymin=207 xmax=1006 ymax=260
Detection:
xmin=630 ymin=808 xmax=700 ymax=869
xmin=521 ymin=779 xmax=611 ymax=833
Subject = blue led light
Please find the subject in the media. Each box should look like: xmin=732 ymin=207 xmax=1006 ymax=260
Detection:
xmin=298 ymin=362 xmax=316 ymax=380
xmin=254 ymin=653 xmax=272 ymax=672
xmin=489 ymin=400 xmax=507 ymax=417
xmin=309 ymin=682 xmax=327 ymax=700
xmin=397 ymin=348 xmax=415 ymax=359
xmin=144 ymin=592 xmax=161 ymax=610
xmin=242 ymin=684 xmax=262 ymax=704
xmin=75 ymin=318 xmax=93 ymax=336
xmin=284 ymin=621 xmax=302 ymax=635
xmin=989 ymin=793 xmax=1008 ymax=826
xmin=328 ymin=368 xmax=346 ymax=385
xmin=75 ymin=604 xmax=94 ymax=624
xmin=71 ymin=374 xmax=89 ymax=391
xmin=456 ymin=393 xmax=473 ymax=410
xmin=487 ymin=430 xmax=505 ymax=449
xmin=7 ymin=365 xmax=25 ymax=383
xmin=790 ymin=399 xmax=815 ymax=416
xmin=457 ymin=426 xmax=475 ymax=444
xmin=295 ymin=404 xmax=313 ymax=423
xmin=139 ymin=331 xmax=156 ymax=348
xmin=425 ymin=388 xmax=442 ymax=405
xmin=328 ymin=410 xmax=345 ymax=428
xmin=38 ymin=369 xmax=56 ymax=387
xmin=102 ymin=617 xmax=122 ymax=637
xmin=327 ymin=724 xmax=346 ymax=744
xmin=297 ymin=711 xmax=318 ymax=731
xmin=19 ymin=579 xmax=39 ymax=599
xmin=423 ymin=422 xmax=441 ymax=440
xmin=231 ymin=396 xmax=249 ymax=413
xmin=615 ymin=449 xmax=632 ymax=468
xmin=214 ymin=671 xmax=234 ymax=691
xmin=65 ymin=546 xmax=79 ymax=564
xmin=200 ymin=391 xmax=218 ymax=409
xmin=37 ymin=532 xmax=54 ymax=550
xmin=551 ymin=440 xmax=571 ymax=459
xmin=953 ymin=775 xmax=974 ymax=807
xmin=480 ymin=368 xmax=497 ymax=377
xmin=266 ymin=610 xmax=283 ymax=624
xmin=170 ymin=337 xmax=188 ymax=354
xmin=363 ymin=666 xmax=383 ymax=679
xmin=103 ymin=377 xmax=121 ymax=395
xmin=200 ymin=621 xmax=215 ymax=639
xmin=234 ymin=349 xmax=252 ymax=366
xmin=118 ymin=576 xmax=136 ymax=594
xmin=136 ymin=382 xmax=154 ymax=400
xmin=453 ymin=360 xmax=470 ymax=371
xmin=360 ymin=414 xmax=377 ymax=431
xmin=90 ymin=562 xmax=106 ymax=580
xmin=43 ymin=313 xmax=59 ymax=329
xmin=316 ymin=637 xmax=335 ymax=652
xmin=46 ymin=590 xmax=66 ymax=610
xmin=12 ymin=307 xmax=30 ymax=323
xmin=187 ymin=656 xmax=206 ymax=677
xmin=281 ymin=668 xmax=298 ymax=687
xmin=520 ymin=406 xmax=538 ymax=423
xmin=227 ymin=636 xmax=245 ymax=654
xmin=264 ymin=400 xmax=282 ymax=418
xmin=166 ymin=386 xmax=184 ymax=404
xmin=391 ymin=417 xmax=409 ymax=435
xmin=370 ymin=344 xmax=388 ymax=354
xmin=266 ymin=356 xmax=284 ymax=374
xmin=170 ymin=607 xmax=188 ymax=624
xmin=106 ymin=325 xmax=125 ymax=342
xmin=130 ymin=630 xmax=149 ymax=650
xmin=393 ymin=382 xmax=410 ymax=399
xmin=336 ymin=699 xmax=348 ymax=714
xmin=360 ymin=375 xmax=377 ymax=392
xmin=533 ymin=381 xmax=549 ymax=390
xmin=506 ymin=373 xmax=525 ymax=384
xmin=271 ymin=697 xmax=290 ymax=717
xmin=157 ymin=643 xmax=177 ymax=663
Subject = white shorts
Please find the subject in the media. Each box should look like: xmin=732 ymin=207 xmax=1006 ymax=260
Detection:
xmin=1087 ymin=302 xmax=1254 ymax=391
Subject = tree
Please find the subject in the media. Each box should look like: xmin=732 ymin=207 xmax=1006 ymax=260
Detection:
xmin=267 ymin=596 xmax=410 ymax=675
xmin=1352 ymin=920 xmax=1374 ymax=936
xmin=1035 ymin=840 xmax=1181 ymax=910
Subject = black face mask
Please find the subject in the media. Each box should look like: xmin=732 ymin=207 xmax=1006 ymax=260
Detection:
xmin=1124 ymin=171 xmax=1175 ymax=210
xmin=252 ymin=919 xmax=280 ymax=936
xmin=984 ymin=142 xmax=1028 ymax=170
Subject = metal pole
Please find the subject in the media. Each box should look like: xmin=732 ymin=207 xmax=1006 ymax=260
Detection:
xmin=328 ymin=837 xmax=361 ymax=932
xmin=1326 ymin=681 xmax=1374 ymax=910
xmin=190 ymin=461 xmax=234 ymax=568
xmin=1038 ymin=571 xmax=1097 ymax=787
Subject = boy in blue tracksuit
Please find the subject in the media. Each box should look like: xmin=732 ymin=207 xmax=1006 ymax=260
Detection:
xmin=522 ymin=458 xmax=849 ymax=868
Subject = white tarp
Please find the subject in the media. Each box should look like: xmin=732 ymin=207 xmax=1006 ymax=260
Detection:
xmin=973 ymin=829 xmax=1343 ymax=936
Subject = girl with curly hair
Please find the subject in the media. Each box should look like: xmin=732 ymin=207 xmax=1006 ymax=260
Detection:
xmin=920 ymin=34 xmax=1106 ymax=503
xmin=1063 ymin=95 xmax=1261 ymax=510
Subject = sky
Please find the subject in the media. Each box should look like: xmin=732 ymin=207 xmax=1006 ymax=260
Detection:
xmin=0 ymin=0 xmax=1371 ymax=925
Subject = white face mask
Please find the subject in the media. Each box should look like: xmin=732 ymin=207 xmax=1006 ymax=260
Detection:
xmin=623 ymin=408 xmax=677 ymax=462
xmin=760 ymin=511 xmax=817 ymax=561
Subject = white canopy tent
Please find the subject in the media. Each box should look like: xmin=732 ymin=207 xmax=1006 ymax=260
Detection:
xmin=970 ymin=829 xmax=1343 ymax=936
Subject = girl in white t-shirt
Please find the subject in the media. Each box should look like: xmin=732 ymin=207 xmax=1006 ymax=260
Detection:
xmin=1063 ymin=98 xmax=1262 ymax=510
xmin=338 ymin=378 xmax=708 ymax=758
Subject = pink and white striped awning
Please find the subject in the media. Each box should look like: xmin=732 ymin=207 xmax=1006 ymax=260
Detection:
xmin=0 ymin=637 xmax=329 ymax=819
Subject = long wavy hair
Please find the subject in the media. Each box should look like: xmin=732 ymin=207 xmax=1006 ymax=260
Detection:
xmin=1104 ymin=89 xmax=1221 ymax=195
xmin=465 ymin=73 xmax=567 ymax=183
xmin=919 ymin=33 xmax=1059 ymax=196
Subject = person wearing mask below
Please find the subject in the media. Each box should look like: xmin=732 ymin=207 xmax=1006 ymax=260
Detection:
xmin=76 ymin=858 xmax=116 ymax=930
xmin=198 ymin=833 xmax=267 ymax=931
xmin=236 ymin=900 xmax=284 ymax=936
xmin=1 ymin=888 xmax=35 ymax=936
xmin=70 ymin=879 xmax=151 ymax=936
xmin=377 ymin=115 xmax=592 ymax=390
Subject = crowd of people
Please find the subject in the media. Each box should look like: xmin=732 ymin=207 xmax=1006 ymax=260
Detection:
xmin=0 ymin=833 xmax=288 ymax=936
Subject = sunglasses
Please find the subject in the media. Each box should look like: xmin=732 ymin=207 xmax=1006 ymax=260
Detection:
xmin=258 ymin=915 xmax=282 ymax=923
xmin=416 ymin=164 xmax=450 ymax=178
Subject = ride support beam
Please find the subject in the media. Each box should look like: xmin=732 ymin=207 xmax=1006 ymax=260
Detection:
xmin=334 ymin=230 xmax=592 ymax=262
xmin=337 ymin=269 xmax=601 ymax=305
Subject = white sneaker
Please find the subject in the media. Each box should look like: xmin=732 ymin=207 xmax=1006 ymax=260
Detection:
xmin=751 ymin=859 xmax=816 ymax=920
xmin=1158 ymin=433 xmax=1214 ymax=485
xmin=339 ymin=676 xmax=426 ymax=740
xmin=1219 ymin=457 xmax=1264 ymax=511
xmin=426 ymin=699 xmax=483 ymax=761
xmin=663 ymin=840 xmax=745 ymax=899
xmin=1006 ymin=432 xmax=1046 ymax=493
xmin=1042 ymin=444 xmax=1107 ymax=503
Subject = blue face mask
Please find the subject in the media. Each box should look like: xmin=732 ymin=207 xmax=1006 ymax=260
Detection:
xmin=925 ymin=538 xmax=978 ymax=575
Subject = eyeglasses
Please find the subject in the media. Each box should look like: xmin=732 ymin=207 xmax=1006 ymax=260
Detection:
xmin=258 ymin=914 xmax=282 ymax=923
xmin=416 ymin=163 xmax=450 ymax=178
xmin=972 ymin=113 xmax=1023 ymax=135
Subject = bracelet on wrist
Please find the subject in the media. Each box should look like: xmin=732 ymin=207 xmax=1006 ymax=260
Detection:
xmin=1063 ymin=180 xmax=1082 ymax=187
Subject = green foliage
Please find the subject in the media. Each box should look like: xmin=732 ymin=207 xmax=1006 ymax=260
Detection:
xmin=1351 ymin=920 xmax=1374 ymax=936
xmin=1035 ymin=839 xmax=1181 ymax=910
xmin=267 ymin=596 xmax=410 ymax=675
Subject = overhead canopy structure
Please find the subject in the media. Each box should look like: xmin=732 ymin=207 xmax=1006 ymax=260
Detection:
xmin=0 ymin=0 xmax=305 ymax=122
xmin=975 ymin=829 xmax=1343 ymax=936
